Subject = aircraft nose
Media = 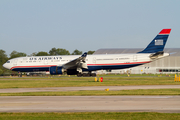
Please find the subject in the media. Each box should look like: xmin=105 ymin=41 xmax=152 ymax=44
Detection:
xmin=3 ymin=63 xmax=9 ymax=69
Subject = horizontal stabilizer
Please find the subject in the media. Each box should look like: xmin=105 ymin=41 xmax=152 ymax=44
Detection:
xmin=149 ymin=51 xmax=164 ymax=59
xmin=169 ymin=52 xmax=176 ymax=55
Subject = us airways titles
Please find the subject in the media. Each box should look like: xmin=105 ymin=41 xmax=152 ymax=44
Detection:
xmin=29 ymin=57 xmax=62 ymax=61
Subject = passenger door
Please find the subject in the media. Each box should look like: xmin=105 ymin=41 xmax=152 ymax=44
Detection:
xmin=133 ymin=55 xmax=137 ymax=61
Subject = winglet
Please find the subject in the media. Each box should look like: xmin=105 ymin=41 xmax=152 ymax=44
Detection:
xmin=81 ymin=52 xmax=87 ymax=57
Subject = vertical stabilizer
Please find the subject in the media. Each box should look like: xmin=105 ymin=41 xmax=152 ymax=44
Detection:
xmin=138 ymin=29 xmax=171 ymax=53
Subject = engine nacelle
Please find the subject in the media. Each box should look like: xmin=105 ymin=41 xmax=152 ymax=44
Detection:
xmin=49 ymin=66 xmax=64 ymax=75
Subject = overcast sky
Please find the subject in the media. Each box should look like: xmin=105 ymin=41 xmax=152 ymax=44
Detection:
xmin=0 ymin=0 xmax=180 ymax=56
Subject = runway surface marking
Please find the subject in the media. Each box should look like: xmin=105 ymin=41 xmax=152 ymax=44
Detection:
xmin=0 ymin=96 xmax=180 ymax=113
xmin=1 ymin=85 xmax=180 ymax=93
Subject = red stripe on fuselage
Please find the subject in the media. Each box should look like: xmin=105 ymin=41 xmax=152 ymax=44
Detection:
xmin=10 ymin=65 xmax=57 ymax=70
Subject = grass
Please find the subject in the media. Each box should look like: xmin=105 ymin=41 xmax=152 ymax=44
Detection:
xmin=0 ymin=89 xmax=180 ymax=96
xmin=0 ymin=76 xmax=179 ymax=119
xmin=0 ymin=76 xmax=179 ymax=89
xmin=0 ymin=112 xmax=180 ymax=120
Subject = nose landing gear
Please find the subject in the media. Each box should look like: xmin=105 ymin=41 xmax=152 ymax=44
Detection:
xmin=18 ymin=72 xmax=22 ymax=77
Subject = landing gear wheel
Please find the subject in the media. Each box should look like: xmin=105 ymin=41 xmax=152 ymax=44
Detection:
xmin=83 ymin=73 xmax=86 ymax=77
xmin=91 ymin=73 xmax=96 ymax=77
xmin=87 ymin=73 xmax=90 ymax=77
xmin=77 ymin=73 xmax=82 ymax=77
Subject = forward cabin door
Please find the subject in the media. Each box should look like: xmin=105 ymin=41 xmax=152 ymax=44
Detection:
xmin=13 ymin=59 xmax=18 ymax=66
xmin=93 ymin=57 xmax=96 ymax=64
xmin=133 ymin=55 xmax=137 ymax=62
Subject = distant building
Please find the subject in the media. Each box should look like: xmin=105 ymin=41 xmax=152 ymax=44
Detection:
xmin=93 ymin=48 xmax=180 ymax=74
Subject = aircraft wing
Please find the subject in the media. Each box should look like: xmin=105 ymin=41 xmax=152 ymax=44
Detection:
xmin=62 ymin=52 xmax=88 ymax=70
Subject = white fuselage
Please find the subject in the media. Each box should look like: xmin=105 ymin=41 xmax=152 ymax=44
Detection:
xmin=3 ymin=53 xmax=169 ymax=72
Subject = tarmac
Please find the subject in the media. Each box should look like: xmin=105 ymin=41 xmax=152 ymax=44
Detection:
xmin=0 ymin=96 xmax=180 ymax=113
xmin=1 ymin=85 xmax=180 ymax=113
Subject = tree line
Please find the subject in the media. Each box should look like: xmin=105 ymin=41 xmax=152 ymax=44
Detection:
xmin=0 ymin=48 xmax=95 ymax=75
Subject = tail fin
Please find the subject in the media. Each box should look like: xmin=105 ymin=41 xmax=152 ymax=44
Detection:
xmin=138 ymin=29 xmax=171 ymax=53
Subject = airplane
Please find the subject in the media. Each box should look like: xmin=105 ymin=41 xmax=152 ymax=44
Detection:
xmin=3 ymin=29 xmax=171 ymax=77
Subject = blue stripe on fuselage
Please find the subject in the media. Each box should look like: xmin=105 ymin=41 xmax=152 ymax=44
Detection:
xmin=12 ymin=67 xmax=49 ymax=72
xmin=84 ymin=64 xmax=143 ymax=71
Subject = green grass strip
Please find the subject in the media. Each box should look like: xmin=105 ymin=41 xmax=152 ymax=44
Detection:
xmin=1 ymin=89 xmax=180 ymax=96
xmin=0 ymin=112 xmax=180 ymax=120
xmin=0 ymin=77 xmax=180 ymax=89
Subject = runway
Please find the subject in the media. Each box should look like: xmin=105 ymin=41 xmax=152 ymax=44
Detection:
xmin=1 ymin=85 xmax=180 ymax=93
xmin=0 ymin=96 xmax=180 ymax=113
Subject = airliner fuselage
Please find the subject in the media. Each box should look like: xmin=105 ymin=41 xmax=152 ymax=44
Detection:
xmin=3 ymin=53 xmax=169 ymax=72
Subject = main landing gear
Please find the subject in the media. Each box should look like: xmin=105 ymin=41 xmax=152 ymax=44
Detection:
xmin=18 ymin=72 xmax=22 ymax=77
xmin=77 ymin=72 xmax=96 ymax=77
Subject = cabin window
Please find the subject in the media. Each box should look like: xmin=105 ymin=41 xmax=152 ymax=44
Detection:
xmin=7 ymin=61 xmax=10 ymax=63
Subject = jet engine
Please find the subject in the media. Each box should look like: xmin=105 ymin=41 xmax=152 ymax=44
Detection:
xmin=49 ymin=66 xmax=64 ymax=75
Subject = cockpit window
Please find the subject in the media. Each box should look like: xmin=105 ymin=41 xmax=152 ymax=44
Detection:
xmin=7 ymin=61 xmax=10 ymax=63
